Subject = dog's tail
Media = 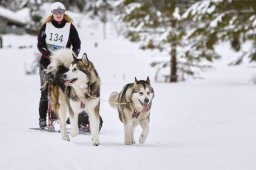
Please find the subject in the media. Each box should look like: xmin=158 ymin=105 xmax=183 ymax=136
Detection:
xmin=108 ymin=91 xmax=119 ymax=109
xmin=48 ymin=85 xmax=60 ymax=118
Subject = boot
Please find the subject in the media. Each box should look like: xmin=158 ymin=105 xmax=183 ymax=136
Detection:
xmin=39 ymin=118 xmax=47 ymax=129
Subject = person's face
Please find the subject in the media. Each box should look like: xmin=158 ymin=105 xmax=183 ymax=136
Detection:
xmin=52 ymin=9 xmax=65 ymax=22
xmin=53 ymin=13 xmax=64 ymax=22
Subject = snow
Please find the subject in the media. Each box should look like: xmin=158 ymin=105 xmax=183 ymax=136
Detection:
xmin=0 ymin=10 xmax=256 ymax=170
xmin=182 ymin=0 xmax=216 ymax=21
xmin=210 ymin=13 xmax=225 ymax=27
xmin=0 ymin=6 xmax=29 ymax=25
xmin=250 ymin=15 xmax=256 ymax=27
xmin=173 ymin=7 xmax=181 ymax=20
xmin=15 ymin=8 xmax=30 ymax=23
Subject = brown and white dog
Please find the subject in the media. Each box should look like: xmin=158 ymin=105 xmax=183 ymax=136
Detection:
xmin=109 ymin=77 xmax=154 ymax=145
xmin=45 ymin=49 xmax=101 ymax=146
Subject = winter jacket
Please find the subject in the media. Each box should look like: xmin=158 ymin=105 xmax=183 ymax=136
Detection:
xmin=37 ymin=17 xmax=81 ymax=68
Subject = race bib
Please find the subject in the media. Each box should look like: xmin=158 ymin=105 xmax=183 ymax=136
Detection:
xmin=45 ymin=22 xmax=71 ymax=52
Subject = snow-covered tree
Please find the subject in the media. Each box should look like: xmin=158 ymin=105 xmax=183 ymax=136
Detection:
xmin=27 ymin=0 xmax=43 ymax=34
xmin=184 ymin=0 xmax=256 ymax=65
xmin=0 ymin=0 xmax=29 ymax=11
xmin=117 ymin=0 xmax=219 ymax=82
xmin=89 ymin=0 xmax=114 ymax=39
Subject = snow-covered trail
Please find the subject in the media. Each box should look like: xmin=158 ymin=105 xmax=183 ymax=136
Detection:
xmin=0 ymin=26 xmax=256 ymax=170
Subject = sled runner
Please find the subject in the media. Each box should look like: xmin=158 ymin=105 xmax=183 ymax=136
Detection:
xmin=29 ymin=127 xmax=59 ymax=133
xmin=29 ymin=127 xmax=91 ymax=134
xmin=30 ymin=112 xmax=103 ymax=134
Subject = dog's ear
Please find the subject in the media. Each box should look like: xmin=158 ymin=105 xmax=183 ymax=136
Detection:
xmin=146 ymin=76 xmax=150 ymax=83
xmin=133 ymin=77 xmax=137 ymax=88
xmin=135 ymin=77 xmax=138 ymax=83
xmin=72 ymin=53 xmax=78 ymax=61
xmin=82 ymin=53 xmax=89 ymax=65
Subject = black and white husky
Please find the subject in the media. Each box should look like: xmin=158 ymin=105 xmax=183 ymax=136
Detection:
xmin=45 ymin=49 xmax=101 ymax=146
xmin=108 ymin=77 xmax=154 ymax=145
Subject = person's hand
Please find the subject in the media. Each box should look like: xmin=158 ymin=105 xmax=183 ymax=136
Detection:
xmin=42 ymin=50 xmax=51 ymax=57
xmin=40 ymin=50 xmax=51 ymax=68
xmin=40 ymin=57 xmax=50 ymax=68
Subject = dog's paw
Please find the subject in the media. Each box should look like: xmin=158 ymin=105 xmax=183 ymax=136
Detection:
xmin=124 ymin=140 xmax=133 ymax=145
xmin=92 ymin=138 xmax=99 ymax=146
xmin=93 ymin=142 xmax=99 ymax=146
xmin=70 ymin=129 xmax=79 ymax=137
xmin=62 ymin=135 xmax=70 ymax=141
xmin=139 ymin=135 xmax=146 ymax=144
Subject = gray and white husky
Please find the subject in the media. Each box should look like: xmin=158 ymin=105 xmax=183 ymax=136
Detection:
xmin=45 ymin=49 xmax=101 ymax=146
xmin=108 ymin=77 xmax=154 ymax=145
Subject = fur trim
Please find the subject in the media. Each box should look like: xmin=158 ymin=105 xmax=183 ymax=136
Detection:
xmin=50 ymin=48 xmax=76 ymax=69
xmin=44 ymin=14 xmax=73 ymax=23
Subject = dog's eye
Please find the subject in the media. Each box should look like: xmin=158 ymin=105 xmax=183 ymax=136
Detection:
xmin=73 ymin=68 xmax=77 ymax=72
xmin=147 ymin=92 xmax=150 ymax=95
xmin=139 ymin=92 xmax=143 ymax=95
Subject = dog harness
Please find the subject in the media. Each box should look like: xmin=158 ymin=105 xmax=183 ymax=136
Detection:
xmin=132 ymin=111 xmax=140 ymax=119
xmin=80 ymin=102 xmax=85 ymax=108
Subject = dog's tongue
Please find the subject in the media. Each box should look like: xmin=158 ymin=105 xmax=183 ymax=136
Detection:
xmin=142 ymin=103 xmax=149 ymax=112
xmin=64 ymin=80 xmax=71 ymax=86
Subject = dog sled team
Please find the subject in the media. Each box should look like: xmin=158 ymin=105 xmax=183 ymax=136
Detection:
xmin=36 ymin=2 xmax=154 ymax=146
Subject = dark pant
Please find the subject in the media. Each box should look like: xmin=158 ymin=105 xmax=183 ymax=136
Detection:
xmin=39 ymin=65 xmax=48 ymax=120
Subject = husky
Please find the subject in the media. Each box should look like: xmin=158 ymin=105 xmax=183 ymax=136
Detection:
xmin=108 ymin=77 xmax=154 ymax=145
xmin=44 ymin=48 xmax=101 ymax=146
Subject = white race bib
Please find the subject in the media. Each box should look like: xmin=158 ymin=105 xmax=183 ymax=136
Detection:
xmin=45 ymin=22 xmax=71 ymax=52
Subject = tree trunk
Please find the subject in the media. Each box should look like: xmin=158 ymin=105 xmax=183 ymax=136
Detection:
xmin=170 ymin=18 xmax=178 ymax=83
xmin=170 ymin=48 xmax=177 ymax=82
xmin=103 ymin=22 xmax=106 ymax=39
xmin=0 ymin=35 xmax=2 ymax=48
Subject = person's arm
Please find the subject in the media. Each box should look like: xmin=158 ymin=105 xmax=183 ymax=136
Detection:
xmin=37 ymin=24 xmax=50 ymax=57
xmin=37 ymin=23 xmax=50 ymax=68
xmin=70 ymin=24 xmax=81 ymax=56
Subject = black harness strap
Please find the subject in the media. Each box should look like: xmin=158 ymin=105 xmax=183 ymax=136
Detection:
xmin=132 ymin=111 xmax=140 ymax=119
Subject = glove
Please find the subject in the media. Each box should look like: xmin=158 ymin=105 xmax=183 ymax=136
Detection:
xmin=39 ymin=50 xmax=51 ymax=68
xmin=73 ymin=49 xmax=80 ymax=57
xmin=42 ymin=50 xmax=51 ymax=57
xmin=39 ymin=57 xmax=50 ymax=68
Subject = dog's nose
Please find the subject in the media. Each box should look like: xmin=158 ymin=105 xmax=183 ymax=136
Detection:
xmin=144 ymin=98 xmax=149 ymax=103
xmin=62 ymin=74 xmax=67 ymax=80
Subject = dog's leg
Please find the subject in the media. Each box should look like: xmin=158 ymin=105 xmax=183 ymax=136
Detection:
xmin=59 ymin=105 xmax=70 ymax=141
xmin=131 ymin=121 xmax=139 ymax=144
xmin=87 ymin=101 xmax=100 ymax=146
xmin=69 ymin=112 xmax=79 ymax=137
xmin=139 ymin=118 xmax=149 ymax=144
xmin=123 ymin=119 xmax=133 ymax=145
xmin=88 ymin=112 xmax=100 ymax=146
xmin=89 ymin=115 xmax=100 ymax=146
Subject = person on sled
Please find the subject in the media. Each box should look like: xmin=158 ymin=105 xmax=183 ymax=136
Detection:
xmin=37 ymin=2 xmax=103 ymax=131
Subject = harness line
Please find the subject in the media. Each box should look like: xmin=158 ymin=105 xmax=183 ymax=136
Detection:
xmin=87 ymin=94 xmax=131 ymax=105
xmin=48 ymin=83 xmax=54 ymax=129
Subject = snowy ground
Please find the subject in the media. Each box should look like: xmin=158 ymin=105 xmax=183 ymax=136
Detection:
xmin=0 ymin=13 xmax=256 ymax=170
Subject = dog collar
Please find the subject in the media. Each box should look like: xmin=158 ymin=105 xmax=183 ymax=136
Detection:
xmin=80 ymin=102 xmax=85 ymax=108
xmin=132 ymin=111 xmax=140 ymax=119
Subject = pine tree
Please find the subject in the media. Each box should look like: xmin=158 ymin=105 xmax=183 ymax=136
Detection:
xmin=117 ymin=0 xmax=219 ymax=82
xmin=185 ymin=0 xmax=256 ymax=65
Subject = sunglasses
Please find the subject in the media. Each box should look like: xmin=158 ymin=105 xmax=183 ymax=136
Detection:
xmin=52 ymin=9 xmax=65 ymax=15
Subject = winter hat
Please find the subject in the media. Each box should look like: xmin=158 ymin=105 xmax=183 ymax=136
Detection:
xmin=51 ymin=2 xmax=65 ymax=14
